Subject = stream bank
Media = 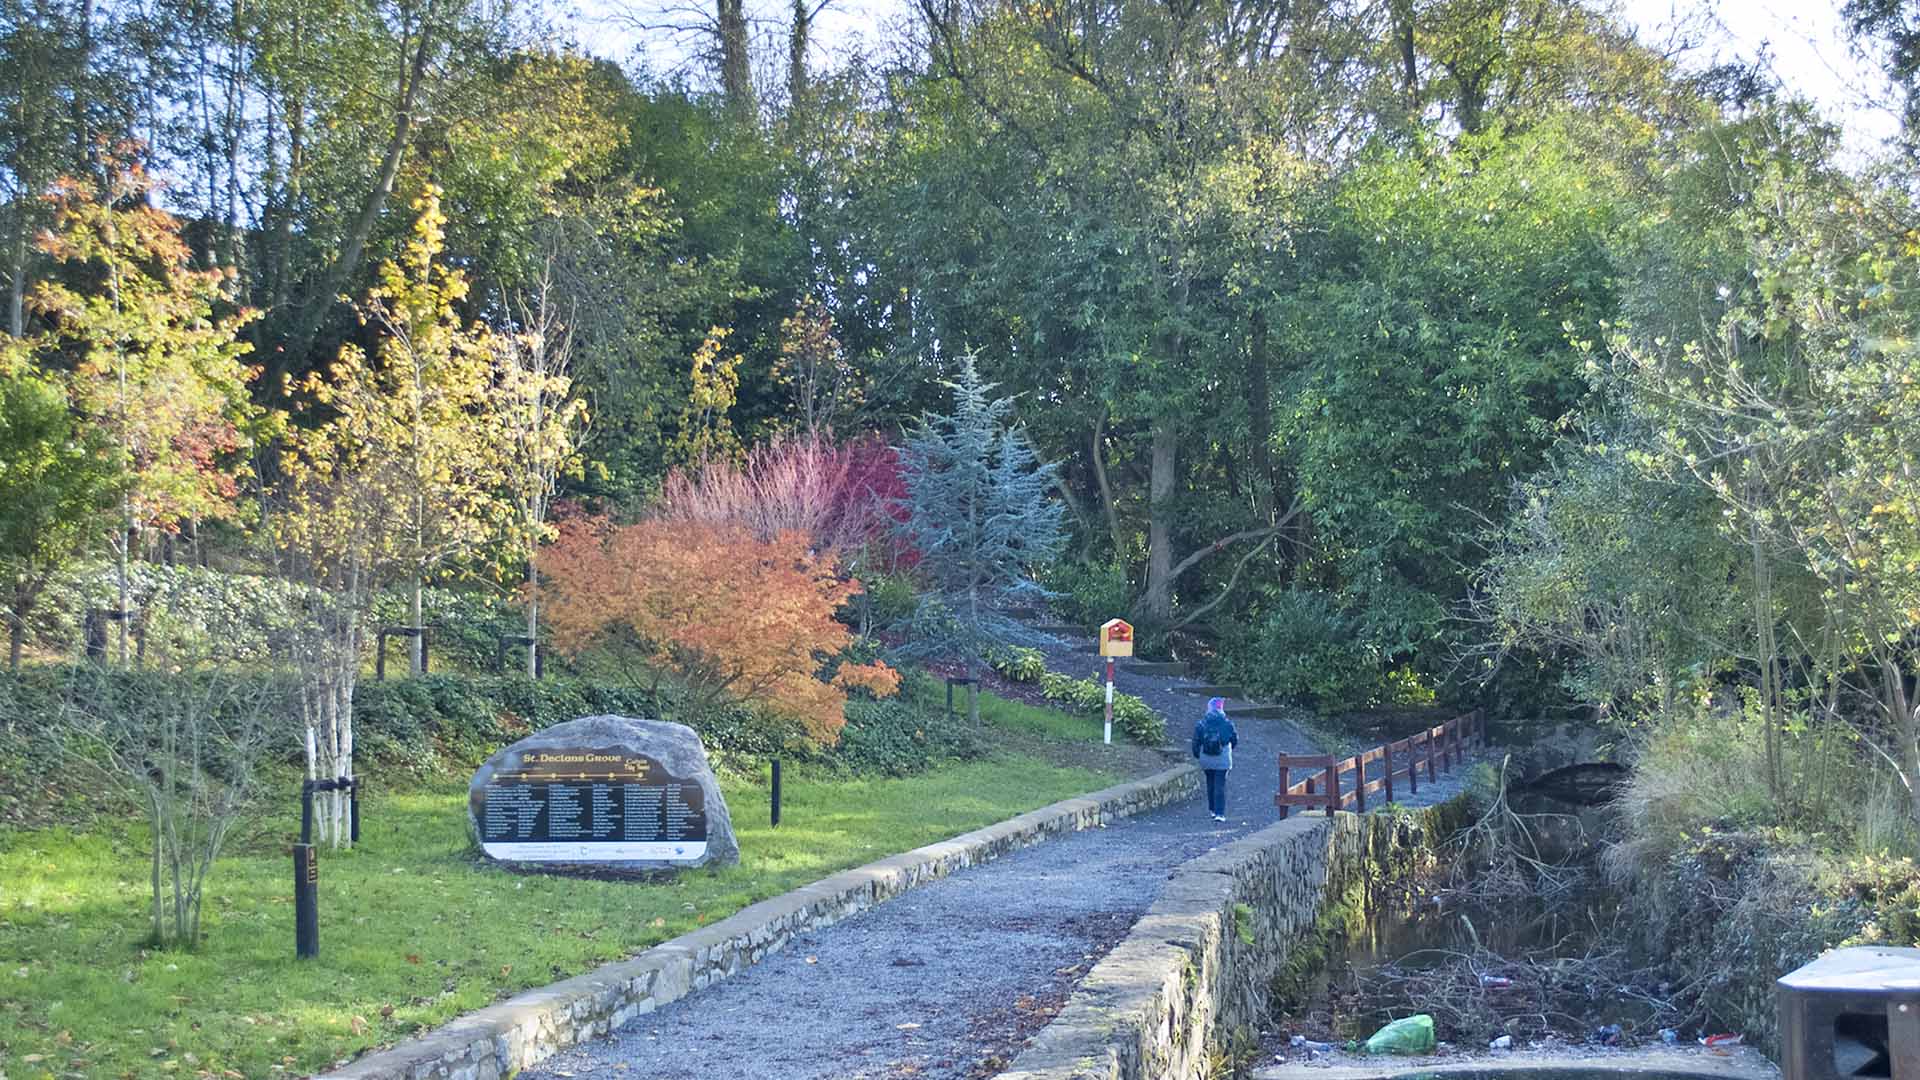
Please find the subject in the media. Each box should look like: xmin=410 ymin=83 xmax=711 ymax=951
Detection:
xmin=1258 ymin=770 xmax=1781 ymax=1076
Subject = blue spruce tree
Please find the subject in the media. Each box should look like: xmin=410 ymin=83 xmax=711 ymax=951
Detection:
xmin=896 ymin=355 xmax=1067 ymax=721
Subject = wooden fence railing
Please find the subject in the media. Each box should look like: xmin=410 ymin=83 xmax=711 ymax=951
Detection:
xmin=1274 ymin=708 xmax=1485 ymax=818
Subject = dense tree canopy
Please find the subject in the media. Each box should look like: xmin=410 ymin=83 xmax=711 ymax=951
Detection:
xmin=5 ymin=0 xmax=1918 ymax=812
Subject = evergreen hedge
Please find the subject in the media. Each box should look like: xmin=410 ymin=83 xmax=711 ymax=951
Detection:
xmin=0 ymin=666 xmax=987 ymax=779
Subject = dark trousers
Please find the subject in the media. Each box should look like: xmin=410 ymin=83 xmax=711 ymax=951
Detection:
xmin=1204 ymin=769 xmax=1228 ymax=817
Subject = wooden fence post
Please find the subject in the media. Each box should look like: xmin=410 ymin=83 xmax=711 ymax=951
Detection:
xmin=1323 ymin=760 xmax=1338 ymax=816
xmin=1278 ymin=759 xmax=1292 ymax=821
xmin=1384 ymin=742 xmax=1395 ymax=804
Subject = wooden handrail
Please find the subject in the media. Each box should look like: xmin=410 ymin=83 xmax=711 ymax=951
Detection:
xmin=1274 ymin=708 xmax=1484 ymax=819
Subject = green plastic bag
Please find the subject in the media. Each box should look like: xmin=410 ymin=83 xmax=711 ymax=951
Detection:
xmin=1363 ymin=1014 xmax=1436 ymax=1055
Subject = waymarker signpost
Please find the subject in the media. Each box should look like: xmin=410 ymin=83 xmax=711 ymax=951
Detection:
xmin=1098 ymin=619 xmax=1133 ymax=745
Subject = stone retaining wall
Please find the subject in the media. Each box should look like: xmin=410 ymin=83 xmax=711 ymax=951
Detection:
xmin=322 ymin=764 xmax=1199 ymax=1080
xmin=995 ymin=803 xmax=1463 ymax=1080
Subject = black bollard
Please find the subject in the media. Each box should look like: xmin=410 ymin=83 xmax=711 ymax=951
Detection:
xmin=293 ymin=843 xmax=318 ymax=958
xmin=771 ymin=759 xmax=782 ymax=827
xmin=295 ymin=776 xmax=362 ymax=958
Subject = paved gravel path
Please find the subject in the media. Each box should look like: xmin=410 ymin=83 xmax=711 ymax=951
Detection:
xmin=522 ymin=636 xmax=1476 ymax=1080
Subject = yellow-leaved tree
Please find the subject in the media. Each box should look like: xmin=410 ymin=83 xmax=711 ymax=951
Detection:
xmin=275 ymin=185 xmax=512 ymax=845
xmin=31 ymin=162 xmax=263 ymax=662
xmin=496 ymin=268 xmax=589 ymax=677
xmin=329 ymin=184 xmax=510 ymax=674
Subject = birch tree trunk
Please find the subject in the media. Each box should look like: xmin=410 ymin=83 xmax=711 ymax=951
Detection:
xmin=526 ymin=558 xmax=538 ymax=677
xmin=411 ymin=574 xmax=423 ymax=674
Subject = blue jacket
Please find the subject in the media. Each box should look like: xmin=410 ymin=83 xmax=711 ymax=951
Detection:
xmin=1191 ymin=711 xmax=1237 ymax=771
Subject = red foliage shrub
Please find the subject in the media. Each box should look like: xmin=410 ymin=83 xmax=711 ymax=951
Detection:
xmin=655 ymin=432 xmax=915 ymax=569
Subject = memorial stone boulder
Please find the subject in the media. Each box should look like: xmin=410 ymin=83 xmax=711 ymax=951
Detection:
xmin=468 ymin=715 xmax=740 ymax=874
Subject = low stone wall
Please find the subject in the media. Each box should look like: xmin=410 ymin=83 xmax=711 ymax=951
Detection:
xmin=322 ymin=764 xmax=1199 ymax=1080
xmin=995 ymin=802 xmax=1465 ymax=1080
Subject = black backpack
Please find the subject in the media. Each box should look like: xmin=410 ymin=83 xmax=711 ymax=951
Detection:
xmin=1198 ymin=721 xmax=1226 ymax=756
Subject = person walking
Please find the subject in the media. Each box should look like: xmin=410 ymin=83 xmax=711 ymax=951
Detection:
xmin=1192 ymin=697 xmax=1238 ymax=823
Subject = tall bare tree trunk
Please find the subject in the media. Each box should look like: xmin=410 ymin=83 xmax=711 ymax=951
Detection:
xmin=1883 ymin=653 xmax=1920 ymax=826
xmin=281 ymin=20 xmax=435 ymax=378
xmin=74 ymin=0 xmax=95 ymax=168
xmin=719 ymin=0 xmax=753 ymax=115
xmin=1748 ymin=509 xmax=1782 ymax=798
xmin=1141 ymin=418 xmax=1177 ymax=621
xmin=787 ymin=0 xmax=807 ymax=107
xmin=7 ymin=203 xmax=26 ymax=336
xmin=1247 ymin=311 xmax=1275 ymax=522
xmin=1091 ymin=410 xmax=1124 ymax=558
xmin=222 ymin=0 xmax=245 ymax=279
xmin=269 ymin=5 xmax=304 ymax=314
xmin=1389 ymin=0 xmax=1417 ymax=104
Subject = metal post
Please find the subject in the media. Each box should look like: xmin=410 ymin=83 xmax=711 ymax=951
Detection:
xmin=1103 ymin=657 xmax=1115 ymax=745
xmin=347 ymin=777 xmax=360 ymax=844
xmin=1323 ymin=760 xmax=1339 ymax=815
xmin=1277 ymin=760 xmax=1291 ymax=820
xmin=293 ymin=844 xmax=318 ymax=958
xmin=771 ymin=759 xmax=782 ymax=827
xmin=300 ymin=780 xmax=316 ymax=845
xmin=1383 ymin=742 xmax=1394 ymax=804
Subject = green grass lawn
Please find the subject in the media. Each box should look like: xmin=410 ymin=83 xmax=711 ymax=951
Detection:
xmin=905 ymin=683 xmax=1106 ymax=744
xmin=0 ymin=754 xmax=1116 ymax=1079
xmin=972 ymin=690 xmax=1104 ymax=742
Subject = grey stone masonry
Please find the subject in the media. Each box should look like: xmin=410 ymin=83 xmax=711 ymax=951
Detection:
xmin=992 ymin=805 xmax=1459 ymax=1080
xmin=320 ymin=763 xmax=1200 ymax=1080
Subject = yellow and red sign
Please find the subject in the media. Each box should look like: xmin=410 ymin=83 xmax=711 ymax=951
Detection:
xmin=1099 ymin=618 xmax=1134 ymax=658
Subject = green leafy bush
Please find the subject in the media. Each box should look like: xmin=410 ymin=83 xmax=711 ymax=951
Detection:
xmin=1038 ymin=560 xmax=1131 ymax=631
xmin=850 ymin=569 xmax=921 ymax=630
xmin=1215 ymin=590 xmax=1387 ymax=711
xmin=30 ymin=562 xmax=308 ymax=663
xmin=833 ymin=697 xmax=989 ymax=776
xmin=987 ymin=646 xmax=1047 ymax=682
xmin=1035 ymin=671 xmax=1165 ymax=745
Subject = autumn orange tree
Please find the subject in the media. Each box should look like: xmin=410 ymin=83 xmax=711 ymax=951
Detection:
xmin=537 ymin=517 xmax=898 ymax=744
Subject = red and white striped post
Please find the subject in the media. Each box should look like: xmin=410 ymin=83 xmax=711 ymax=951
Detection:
xmin=1098 ymin=619 xmax=1134 ymax=747
xmin=1104 ymin=656 xmax=1115 ymax=745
